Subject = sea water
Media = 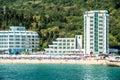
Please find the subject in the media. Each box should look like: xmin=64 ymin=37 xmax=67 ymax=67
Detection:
xmin=0 ymin=64 xmax=120 ymax=80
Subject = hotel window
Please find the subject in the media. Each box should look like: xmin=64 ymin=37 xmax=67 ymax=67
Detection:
xmin=90 ymin=24 xmax=93 ymax=26
xmin=90 ymin=43 xmax=93 ymax=45
xmin=3 ymin=42 xmax=6 ymax=44
xmin=4 ymin=45 xmax=7 ymax=48
xmin=67 ymin=51 xmax=70 ymax=53
xmin=99 ymin=16 xmax=103 ymax=18
xmin=63 ymin=47 xmax=66 ymax=49
xmin=35 ymin=36 xmax=38 ymax=38
xmin=58 ymin=51 xmax=61 ymax=53
xmin=99 ymin=39 xmax=103 ymax=41
xmin=16 ymin=46 xmax=20 ymax=48
xmin=99 ymin=32 xmax=103 ymax=34
xmin=99 ymin=20 xmax=103 ymax=22
xmin=27 ymin=36 xmax=31 ymax=38
xmin=59 ymin=40 xmax=62 ymax=42
xmin=99 ymin=43 xmax=103 ymax=45
xmin=15 ymin=32 xmax=19 ymax=34
xmin=22 ymin=36 xmax=25 ymax=38
xmin=90 ymin=20 xmax=93 ymax=22
xmin=72 ymin=43 xmax=74 ymax=45
xmin=59 ymin=43 xmax=62 ymax=45
xmin=90 ymin=35 xmax=93 ymax=37
xmin=9 ymin=32 xmax=13 ymax=33
xmin=99 ymin=47 xmax=103 ymax=49
xmin=15 ymin=39 xmax=20 ymax=41
xmin=99 ymin=28 xmax=103 ymax=30
xmin=9 ymin=35 xmax=13 ymax=37
xmin=67 ymin=47 xmax=70 ymax=49
xmin=71 ymin=40 xmax=74 ymax=42
xmin=10 ymin=46 xmax=14 ymax=48
xmin=90 ymin=16 xmax=93 ymax=19
xmin=22 ymin=39 xmax=25 ymax=41
xmin=67 ymin=40 xmax=70 ymax=42
xmin=90 ymin=28 xmax=93 ymax=30
xmin=90 ymin=32 xmax=93 ymax=34
xmin=71 ymin=47 xmax=74 ymax=49
xmin=9 ymin=42 xmax=14 ymax=44
xmin=63 ymin=40 xmax=66 ymax=42
xmin=99 ymin=24 xmax=103 ymax=26
xmin=99 ymin=35 xmax=103 ymax=37
xmin=53 ymin=43 xmax=57 ymax=45
xmin=15 ymin=35 xmax=20 ymax=37
xmin=90 ymin=47 xmax=93 ymax=49
xmin=59 ymin=47 xmax=62 ymax=49
xmin=3 ymin=35 xmax=8 ymax=37
xmin=22 ymin=42 xmax=25 ymax=44
xmin=90 ymin=39 xmax=93 ymax=41
xmin=9 ymin=39 xmax=14 ymax=41
xmin=67 ymin=43 xmax=70 ymax=45
xmin=63 ymin=43 xmax=66 ymax=45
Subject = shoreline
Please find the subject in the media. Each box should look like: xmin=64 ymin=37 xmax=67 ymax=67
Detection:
xmin=0 ymin=55 xmax=119 ymax=66
xmin=0 ymin=59 xmax=107 ymax=65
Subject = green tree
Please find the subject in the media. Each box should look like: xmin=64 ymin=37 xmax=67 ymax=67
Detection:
xmin=23 ymin=51 xmax=30 ymax=55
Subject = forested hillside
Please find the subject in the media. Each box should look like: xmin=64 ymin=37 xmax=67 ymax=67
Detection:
xmin=0 ymin=0 xmax=120 ymax=50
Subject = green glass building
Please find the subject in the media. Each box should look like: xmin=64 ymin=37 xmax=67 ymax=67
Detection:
xmin=84 ymin=10 xmax=109 ymax=54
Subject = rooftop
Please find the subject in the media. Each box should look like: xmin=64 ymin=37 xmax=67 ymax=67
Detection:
xmin=9 ymin=26 xmax=26 ymax=31
xmin=85 ymin=10 xmax=108 ymax=14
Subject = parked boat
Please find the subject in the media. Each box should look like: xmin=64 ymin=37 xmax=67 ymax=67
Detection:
xmin=106 ymin=56 xmax=120 ymax=67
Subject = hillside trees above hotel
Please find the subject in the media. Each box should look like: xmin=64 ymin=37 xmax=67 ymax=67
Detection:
xmin=0 ymin=0 xmax=120 ymax=50
xmin=109 ymin=34 xmax=118 ymax=46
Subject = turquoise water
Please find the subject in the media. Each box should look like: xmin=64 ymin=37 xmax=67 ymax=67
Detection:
xmin=0 ymin=64 xmax=120 ymax=80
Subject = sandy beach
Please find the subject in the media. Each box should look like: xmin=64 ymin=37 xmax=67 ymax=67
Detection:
xmin=0 ymin=59 xmax=107 ymax=65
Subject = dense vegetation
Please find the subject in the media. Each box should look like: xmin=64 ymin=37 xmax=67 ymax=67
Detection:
xmin=0 ymin=0 xmax=120 ymax=51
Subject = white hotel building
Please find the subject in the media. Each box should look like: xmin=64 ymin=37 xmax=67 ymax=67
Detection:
xmin=45 ymin=35 xmax=83 ymax=54
xmin=84 ymin=10 xmax=109 ymax=54
xmin=0 ymin=26 xmax=39 ymax=54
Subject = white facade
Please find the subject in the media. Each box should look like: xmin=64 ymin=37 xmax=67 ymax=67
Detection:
xmin=0 ymin=26 xmax=39 ymax=54
xmin=45 ymin=35 xmax=83 ymax=54
xmin=84 ymin=10 xmax=109 ymax=54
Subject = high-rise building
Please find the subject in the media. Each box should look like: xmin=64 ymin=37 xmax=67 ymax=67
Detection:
xmin=84 ymin=10 xmax=109 ymax=54
xmin=0 ymin=26 xmax=39 ymax=54
xmin=44 ymin=35 xmax=83 ymax=54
